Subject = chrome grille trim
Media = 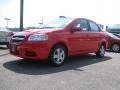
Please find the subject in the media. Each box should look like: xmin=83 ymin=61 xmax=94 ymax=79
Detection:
xmin=12 ymin=35 xmax=25 ymax=42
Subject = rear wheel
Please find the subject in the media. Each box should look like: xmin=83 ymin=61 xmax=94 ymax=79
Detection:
xmin=48 ymin=45 xmax=67 ymax=66
xmin=96 ymin=44 xmax=105 ymax=58
xmin=111 ymin=43 xmax=120 ymax=52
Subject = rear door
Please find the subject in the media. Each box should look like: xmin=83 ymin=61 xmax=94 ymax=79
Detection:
xmin=87 ymin=20 xmax=102 ymax=51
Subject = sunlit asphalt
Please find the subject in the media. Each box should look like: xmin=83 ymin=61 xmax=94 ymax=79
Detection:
xmin=0 ymin=46 xmax=120 ymax=90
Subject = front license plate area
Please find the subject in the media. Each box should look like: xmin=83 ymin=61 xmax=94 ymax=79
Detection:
xmin=11 ymin=44 xmax=17 ymax=53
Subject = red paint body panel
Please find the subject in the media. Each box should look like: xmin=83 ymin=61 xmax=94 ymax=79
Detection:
xmin=15 ymin=42 xmax=50 ymax=60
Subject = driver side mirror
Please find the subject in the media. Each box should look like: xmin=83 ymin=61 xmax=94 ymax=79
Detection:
xmin=71 ymin=26 xmax=82 ymax=32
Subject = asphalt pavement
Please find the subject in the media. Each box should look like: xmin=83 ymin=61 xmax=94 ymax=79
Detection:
xmin=0 ymin=46 xmax=120 ymax=90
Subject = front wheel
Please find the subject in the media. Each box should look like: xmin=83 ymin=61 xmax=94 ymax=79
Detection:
xmin=96 ymin=45 xmax=105 ymax=58
xmin=48 ymin=45 xmax=67 ymax=66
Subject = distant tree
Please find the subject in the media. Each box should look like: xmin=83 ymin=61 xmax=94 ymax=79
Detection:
xmin=26 ymin=27 xmax=39 ymax=29
xmin=8 ymin=27 xmax=20 ymax=32
xmin=8 ymin=26 xmax=39 ymax=32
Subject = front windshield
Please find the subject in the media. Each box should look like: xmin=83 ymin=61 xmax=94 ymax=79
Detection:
xmin=41 ymin=17 xmax=73 ymax=28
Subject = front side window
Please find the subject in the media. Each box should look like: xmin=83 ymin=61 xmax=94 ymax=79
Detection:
xmin=73 ymin=19 xmax=88 ymax=31
xmin=41 ymin=17 xmax=73 ymax=28
xmin=89 ymin=21 xmax=100 ymax=32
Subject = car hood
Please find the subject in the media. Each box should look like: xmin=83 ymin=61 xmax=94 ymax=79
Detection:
xmin=14 ymin=28 xmax=62 ymax=36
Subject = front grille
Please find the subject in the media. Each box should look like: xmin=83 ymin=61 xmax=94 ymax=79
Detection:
xmin=12 ymin=39 xmax=23 ymax=42
xmin=12 ymin=35 xmax=25 ymax=43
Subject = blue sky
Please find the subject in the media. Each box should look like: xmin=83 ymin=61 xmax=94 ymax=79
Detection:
xmin=0 ymin=0 xmax=120 ymax=28
xmin=0 ymin=0 xmax=9 ymax=5
xmin=0 ymin=0 xmax=11 ymax=12
xmin=0 ymin=0 xmax=9 ymax=16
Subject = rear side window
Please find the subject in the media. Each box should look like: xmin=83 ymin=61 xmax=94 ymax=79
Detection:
xmin=89 ymin=21 xmax=100 ymax=32
xmin=73 ymin=19 xmax=88 ymax=31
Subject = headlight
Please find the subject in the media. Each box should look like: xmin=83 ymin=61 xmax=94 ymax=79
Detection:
xmin=28 ymin=33 xmax=48 ymax=41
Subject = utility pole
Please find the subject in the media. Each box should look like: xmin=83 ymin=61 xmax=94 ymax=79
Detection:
xmin=20 ymin=0 xmax=24 ymax=31
xmin=4 ymin=18 xmax=10 ymax=28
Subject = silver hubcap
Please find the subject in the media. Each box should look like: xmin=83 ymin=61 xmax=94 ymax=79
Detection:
xmin=112 ymin=44 xmax=120 ymax=52
xmin=100 ymin=45 xmax=105 ymax=56
xmin=53 ymin=48 xmax=65 ymax=64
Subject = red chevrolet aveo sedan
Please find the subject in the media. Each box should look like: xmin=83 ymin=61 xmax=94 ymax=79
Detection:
xmin=9 ymin=16 xmax=108 ymax=66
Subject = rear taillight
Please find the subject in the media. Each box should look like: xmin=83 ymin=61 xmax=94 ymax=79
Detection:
xmin=8 ymin=32 xmax=14 ymax=36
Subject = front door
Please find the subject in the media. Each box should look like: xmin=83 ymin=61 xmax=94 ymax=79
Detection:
xmin=68 ymin=19 xmax=90 ymax=53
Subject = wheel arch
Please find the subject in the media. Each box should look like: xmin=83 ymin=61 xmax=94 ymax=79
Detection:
xmin=101 ymin=42 xmax=106 ymax=48
xmin=49 ymin=42 xmax=69 ymax=56
xmin=111 ymin=42 xmax=120 ymax=47
xmin=96 ymin=41 xmax=107 ymax=52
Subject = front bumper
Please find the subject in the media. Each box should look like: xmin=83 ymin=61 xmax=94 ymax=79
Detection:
xmin=10 ymin=42 xmax=50 ymax=60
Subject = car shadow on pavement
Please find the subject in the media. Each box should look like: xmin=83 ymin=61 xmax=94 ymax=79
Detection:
xmin=3 ymin=54 xmax=112 ymax=75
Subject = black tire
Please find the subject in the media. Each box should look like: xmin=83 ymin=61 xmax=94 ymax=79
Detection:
xmin=111 ymin=43 xmax=120 ymax=52
xmin=96 ymin=44 xmax=105 ymax=58
xmin=48 ymin=45 xmax=67 ymax=66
